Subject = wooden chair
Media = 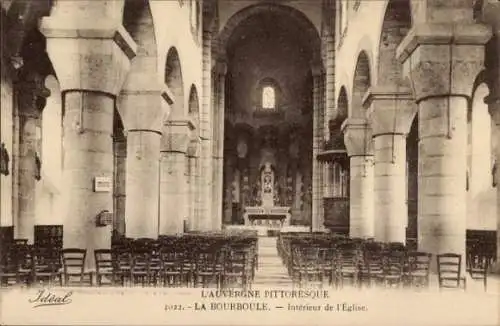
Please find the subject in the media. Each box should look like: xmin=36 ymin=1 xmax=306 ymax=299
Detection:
xmin=467 ymin=251 xmax=490 ymax=291
xmin=94 ymin=249 xmax=117 ymax=286
xmin=437 ymin=253 xmax=466 ymax=290
xmin=377 ymin=251 xmax=405 ymax=288
xmin=360 ymin=249 xmax=384 ymax=288
xmin=160 ymin=249 xmax=189 ymax=287
xmin=62 ymin=248 xmax=92 ymax=286
xmin=193 ymin=248 xmax=222 ymax=288
xmin=337 ymin=243 xmax=359 ymax=288
xmin=0 ymin=247 xmax=30 ymax=287
xmin=222 ymin=248 xmax=251 ymax=290
xmin=406 ymin=252 xmax=432 ymax=288
xmin=130 ymin=249 xmax=151 ymax=287
xmin=113 ymin=249 xmax=133 ymax=286
xmin=31 ymin=247 xmax=63 ymax=287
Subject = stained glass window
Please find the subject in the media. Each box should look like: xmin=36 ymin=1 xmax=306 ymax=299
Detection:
xmin=262 ymin=86 xmax=275 ymax=109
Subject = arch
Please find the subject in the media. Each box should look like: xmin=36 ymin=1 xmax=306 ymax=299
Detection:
xmin=165 ymin=47 xmax=185 ymax=119
xmin=351 ymin=50 xmax=371 ymax=118
xmin=122 ymin=0 xmax=158 ymax=89
xmin=215 ymin=3 xmax=321 ymax=64
xmin=377 ymin=0 xmax=412 ymax=88
xmin=468 ymin=81 xmax=496 ymax=228
xmin=337 ymin=85 xmax=349 ymax=121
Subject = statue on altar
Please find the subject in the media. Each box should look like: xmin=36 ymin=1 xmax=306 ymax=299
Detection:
xmin=261 ymin=162 xmax=275 ymax=207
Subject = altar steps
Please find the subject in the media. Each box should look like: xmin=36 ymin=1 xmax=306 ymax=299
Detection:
xmin=252 ymin=237 xmax=293 ymax=288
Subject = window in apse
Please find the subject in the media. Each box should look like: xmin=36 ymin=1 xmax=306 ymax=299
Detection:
xmin=262 ymin=86 xmax=276 ymax=109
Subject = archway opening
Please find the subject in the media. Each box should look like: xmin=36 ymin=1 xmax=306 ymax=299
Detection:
xmin=467 ymin=82 xmax=496 ymax=232
xmin=220 ymin=5 xmax=320 ymax=228
xmin=377 ymin=0 xmax=412 ymax=88
xmin=165 ymin=47 xmax=185 ymax=119
xmin=352 ymin=51 xmax=371 ymax=118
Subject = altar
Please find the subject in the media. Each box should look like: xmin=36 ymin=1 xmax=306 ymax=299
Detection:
xmin=243 ymin=206 xmax=291 ymax=228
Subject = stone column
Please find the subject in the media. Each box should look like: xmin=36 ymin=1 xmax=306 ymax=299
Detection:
xmin=159 ymin=120 xmax=193 ymax=235
xmin=311 ymin=67 xmax=325 ymax=231
xmin=342 ymin=118 xmax=374 ymax=238
xmin=484 ymin=0 xmax=500 ymax=274
xmin=489 ymin=97 xmax=500 ymax=272
xmin=16 ymin=77 xmax=48 ymax=243
xmin=211 ymin=60 xmax=226 ymax=231
xmin=324 ymin=30 xmax=335 ymax=139
xmin=116 ymin=89 xmax=168 ymax=239
xmin=187 ymin=138 xmax=200 ymax=231
xmin=397 ymin=23 xmax=491 ymax=263
xmin=365 ymin=87 xmax=416 ymax=243
xmin=112 ymin=133 xmax=127 ymax=236
xmin=199 ymin=29 xmax=213 ymax=231
xmin=41 ymin=14 xmax=136 ymax=267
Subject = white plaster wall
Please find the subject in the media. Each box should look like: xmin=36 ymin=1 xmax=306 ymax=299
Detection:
xmin=335 ymin=1 xmax=387 ymax=116
xmin=150 ymin=0 xmax=203 ymax=115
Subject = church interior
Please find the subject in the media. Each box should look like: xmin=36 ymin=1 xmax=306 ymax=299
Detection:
xmin=0 ymin=0 xmax=500 ymax=291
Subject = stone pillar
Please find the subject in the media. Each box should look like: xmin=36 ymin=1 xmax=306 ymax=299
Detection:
xmin=211 ymin=60 xmax=226 ymax=231
xmin=342 ymin=118 xmax=374 ymax=238
xmin=112 ymin=133 xmax=127 ymax=236
xmin=489 ymin=97 xmax=500 ymax=272
xmin=397 ymin=23 xmax=491 ymax=263
xmin=116 ymin=90 xmax=167 ymax=239
xmin=324 ymin=30 xmax=335 ymax=138
xmin=312 ymin=67 xmax=325 ymax=231
xmin=159 ymin=120 xmax=193 ymax=235
xmin=199 ymin=29 xmax=213 ymax=231
xmin=365 ymin=87 xmax=416 ymax=243
xmin=41 ymin=14 xmax=137 ymax=267
xmin=16 ymin=77 xmax=48 ymax=243
xmin=187 ymin=138 xmax=200 ymax=231
xmin=484 ymin=0 xmax=500 ymax=273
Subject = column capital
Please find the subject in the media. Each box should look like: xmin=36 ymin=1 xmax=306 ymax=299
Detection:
xmin=396 ymin=23 xmax=492 ymax=102
xmin=364 ymin=86 xmax=417 ymax=136
xmin=161 ymin=119 xmax=195 ymax=153
xmin=341 ymin=118 xmax=373 ymax=157
xmin=40 ymin=21 xmax=137 ymax=95
xmin=117 ymin=83 xmax=171 ymax=133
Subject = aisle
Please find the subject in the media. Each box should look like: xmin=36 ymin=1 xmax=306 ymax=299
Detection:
xmin=252 ymin=237 xmax=293 ymax=288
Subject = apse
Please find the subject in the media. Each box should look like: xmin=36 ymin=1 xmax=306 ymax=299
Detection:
xmin=222 ymin=8 xmax=315 ymax=227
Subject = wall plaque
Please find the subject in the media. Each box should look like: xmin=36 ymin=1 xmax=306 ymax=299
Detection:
xmin=94 ymin=176 xmax=112 ymax=192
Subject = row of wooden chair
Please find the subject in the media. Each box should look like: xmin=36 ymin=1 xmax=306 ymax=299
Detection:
xmin=1 ymin=233 xmax=259 ymax=289
xmin=277 ymin=233 xmax=493 ymax=291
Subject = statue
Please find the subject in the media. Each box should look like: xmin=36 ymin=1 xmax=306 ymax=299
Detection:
xmin=261 ymin=162 xmax=275 ymax=207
